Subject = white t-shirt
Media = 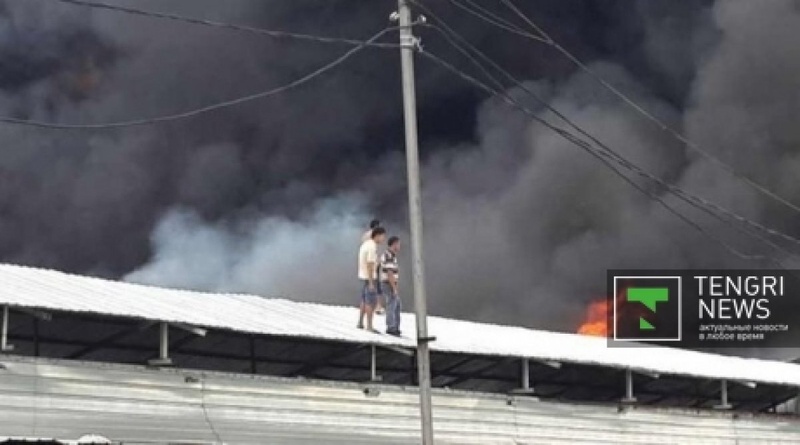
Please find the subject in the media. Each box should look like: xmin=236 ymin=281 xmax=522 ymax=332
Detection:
xmin=358 ymin=239 xmax=379 ymax=280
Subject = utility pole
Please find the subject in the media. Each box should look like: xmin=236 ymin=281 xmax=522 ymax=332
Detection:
xmin=396 ymin=1 xmax=435 ymax=443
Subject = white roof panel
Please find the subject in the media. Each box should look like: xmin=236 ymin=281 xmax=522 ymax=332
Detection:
xmin=0 ymin=263 xmax=799 ymax=387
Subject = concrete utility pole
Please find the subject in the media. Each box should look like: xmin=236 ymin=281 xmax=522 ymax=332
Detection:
xmin=396 ymin=0 xmax=434 ymax=443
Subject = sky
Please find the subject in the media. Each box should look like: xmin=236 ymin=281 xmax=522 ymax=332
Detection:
xmin=2 ymin=0 xmax=800 ymax=341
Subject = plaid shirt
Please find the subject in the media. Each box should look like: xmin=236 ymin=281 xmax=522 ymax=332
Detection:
xmin=379 ymin=249 xmax=399 ymax=282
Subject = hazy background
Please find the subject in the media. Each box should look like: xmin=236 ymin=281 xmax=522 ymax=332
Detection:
xmin=2 ymin=0 xmax=800 ymax=342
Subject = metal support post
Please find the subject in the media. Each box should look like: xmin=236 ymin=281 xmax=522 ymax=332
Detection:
xmin=622 ymin=369 xmax=637 ymax=403
xmin=148 ymin=322 xmax=173 ymax=367
xmin=715 ymin=380 xmax=732 ymax=410
xmin=159 ymin=322 xmax=168 ymax=358
xmin=1 ymin=306 xmax=13 ymax=352
xmin=370 ymin=345 xmax=382 ymax=382
xmin=396 ymin=1 xmax=434 ymax=443
xmin=521 ymin=358 xmax=530 ymax=390
xmin=511 ymin=358 xmax=536 ymax=395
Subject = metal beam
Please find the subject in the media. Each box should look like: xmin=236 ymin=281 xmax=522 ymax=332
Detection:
xmin=511 ymin=359 xmax=536 ymax=395
xmin=370 ymin=345 xmax=381 ymax=382
xmin=378 ymin=343 xmax=414 ymax=357
xmin=18 ymin=308 xmax=52 ymax=321
xmin=714 ymin=380 xmax=733 ymax=410
xmin=173 ymin=323 xmax=207 ymax=337
xmin=14 ymin=333 xmax=399 ymax=373
xmin=433 ymin=356 xmax=473 ymax=377
xmin=146 ymin=325 xmax=202 ymax=366
xmin=167 ymin=331 xmax=200 ymax=353
xmin=622 ymin=369 xmax=637 ymax=403
xmin=442 ymin=358 xmax=515 ymax=387
xmin=147 ymin=322 xmax=173 ymax=367
xmin=288 ymin=344 xmax=367 ymax=376
xmin=733 ymin=380 xmax=757 ymax=389
xmin=522 ymin=359 xmax=531 ymax=390
xmin=67 ymin=323 xmax=149 ymax=359
xmin=533 ymin=359 xmax=562 ymax=369
xmin=1 ymin=306 xmax=13 ymax=352
xmin=632 ymin=369 xmax=660 ymax=380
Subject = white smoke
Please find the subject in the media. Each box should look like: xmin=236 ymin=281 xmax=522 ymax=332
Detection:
xmin=126 ymin=194 xmax=369 ymax=304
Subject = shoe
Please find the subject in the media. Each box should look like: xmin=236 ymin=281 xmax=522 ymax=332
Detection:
xmin=386 ymin=330 xmax=401 ymax=336
xmin=357 ymin=323 xmax=364 ymax=329
xmin=376 ymin=308 xmax=385 ymax=315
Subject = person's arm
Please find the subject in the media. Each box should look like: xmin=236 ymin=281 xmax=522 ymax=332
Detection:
xmin=367 ymin=260 xmax=376 ymax=291
xmin=366 ymin=247 xmax=378 ymax=291
xmin=388 ymin=269 xmax=398 ymax=294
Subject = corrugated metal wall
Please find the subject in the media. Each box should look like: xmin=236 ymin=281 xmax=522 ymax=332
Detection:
xmin=1 ymin=357 xmax=800 ymax=444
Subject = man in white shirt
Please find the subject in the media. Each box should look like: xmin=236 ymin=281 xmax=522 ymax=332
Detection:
xmin=357 ymin=226 xmax=386 ymax=332
xmin=361 ymin=219 xmax=381 ymax=243
xmin=361 ymin=219 xmax=384 ymax=314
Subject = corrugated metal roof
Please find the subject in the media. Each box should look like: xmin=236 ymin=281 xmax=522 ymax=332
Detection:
xmin=2 ymin=356 xmax=800 ymax=444
xmin=1 ymin=263 xmax=799 ymax=388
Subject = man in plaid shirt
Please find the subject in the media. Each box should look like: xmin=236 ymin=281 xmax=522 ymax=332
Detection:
xmin=379 ymin=236 xmax=401 ymax=336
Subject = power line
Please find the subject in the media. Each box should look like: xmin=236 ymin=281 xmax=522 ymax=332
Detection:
xmin=496 ymin=0 xmax=553 ymax=43
xmin=410 ymin=1 xmax=797 ymax=264
xmin=453 ymin=0 xmax=800 ymax=217
xmin=446 ymin=0 xmax=548 ymax=43
xmin=414 ymin=12 xmax=798 ymax=261
xmin=417 ymin=47 xmax=800 ymax=264
xmin=420 ymin=0 xmax=800 ymax=264
xmin=0 ymin=26 xmax=397 ymax=129
xmin=46 ymin=0 xmax=401 ymax=49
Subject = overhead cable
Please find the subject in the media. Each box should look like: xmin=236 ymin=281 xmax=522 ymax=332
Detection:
xmin=47 ymin=0 xmax=401 ymax=48
xmin=418 ymin=48 xmax=800 ymax=265
xmin=448 ymin=0 xmax=800 ymax=217
xmin=410 ymin=1 xmax=799 ymax=264
xmin=0 ymin=26 xmax=398 ymax=129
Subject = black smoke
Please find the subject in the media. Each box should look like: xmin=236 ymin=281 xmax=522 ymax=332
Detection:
xmin=4 ymin=0 xmax=800 ymax=346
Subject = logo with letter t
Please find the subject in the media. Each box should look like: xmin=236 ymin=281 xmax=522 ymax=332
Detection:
xmin=612 ymin=274 xmax=681 ymax=343
xmin=627 ymin=287 xmax=669 ymax=330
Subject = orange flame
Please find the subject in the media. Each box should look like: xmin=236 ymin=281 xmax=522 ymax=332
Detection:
xmin=577 ymin=299 xmax=609 ymax=337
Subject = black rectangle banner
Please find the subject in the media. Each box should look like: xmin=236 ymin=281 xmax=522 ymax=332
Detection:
xmin=607 ymin=270 xmax=798 ymax=348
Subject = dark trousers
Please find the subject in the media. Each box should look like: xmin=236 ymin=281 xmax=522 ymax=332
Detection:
xmin=382 ymin=282 xmax=401 ymax=332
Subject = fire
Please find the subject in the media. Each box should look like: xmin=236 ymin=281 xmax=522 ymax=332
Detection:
xmin=577 ymin=299 xmax=609 ymax=337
